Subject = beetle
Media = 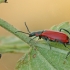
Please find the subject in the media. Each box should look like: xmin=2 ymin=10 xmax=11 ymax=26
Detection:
xmin=16 ymin=22 xmax=70 ymax=58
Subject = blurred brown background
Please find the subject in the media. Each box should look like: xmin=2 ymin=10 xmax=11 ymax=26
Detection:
xmin=0 ymin=0 xmax=70 ymax=70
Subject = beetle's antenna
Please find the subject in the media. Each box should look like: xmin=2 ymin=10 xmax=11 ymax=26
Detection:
xmin=24 ymin=22 xmax=31 ymax=33
xmin=15 ymin=31 xmax=29 ymax=35
xmin=15 ymin=22 xmax=31 ymax=35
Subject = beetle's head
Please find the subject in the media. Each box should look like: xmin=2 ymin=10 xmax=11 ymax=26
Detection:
xmin=29 ymin=32 xmax=36 ymax=37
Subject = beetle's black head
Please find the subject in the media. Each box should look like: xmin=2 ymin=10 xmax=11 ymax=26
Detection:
xmin=29 ymin=32 xmax=36 ymax=37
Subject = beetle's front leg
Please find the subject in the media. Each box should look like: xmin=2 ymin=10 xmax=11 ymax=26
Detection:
xmin=42 ymin=37 xmax=51 ymax=49
xmin=59 ymin=28 xmax=70 ymax=34
xmin=29 ymin=36 xmax=37 ymax=42
xmin=65 ymin=51 xmax=70 ymax=59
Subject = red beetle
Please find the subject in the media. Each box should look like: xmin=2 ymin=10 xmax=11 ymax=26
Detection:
xmin=16 ymin=22 xmax=70 ymax=58
xmin=40 ymin=30 xmax=69 ymax=44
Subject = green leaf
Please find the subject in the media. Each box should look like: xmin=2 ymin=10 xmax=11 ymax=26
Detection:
xmin=16 ymin=44 xmax=70 ymax=70
xmin=0 ymin=36 xmax=26 ymax=45
xmin=57 ymin=22 xmax=70 ymax=30
xmin=50 ymin=25 xmax=57 ymax=31
xmin=50 ymin=22 xmax=70 ymax=31
xmin=0 ymin=36 xmax=30 ymax=53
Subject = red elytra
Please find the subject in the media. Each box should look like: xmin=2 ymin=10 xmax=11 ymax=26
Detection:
xmin=41 ymin=30 xmax=69 ymax=43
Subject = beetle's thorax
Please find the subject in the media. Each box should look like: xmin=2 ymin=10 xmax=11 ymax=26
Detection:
xmin=29 ymin=30 xmax=44 ymax=37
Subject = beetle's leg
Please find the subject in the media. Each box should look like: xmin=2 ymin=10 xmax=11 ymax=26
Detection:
xmin=42 ymin=37 xmax=51 ymax=49
xmin=56 ymin=40 xmax=70 ymax=59
xmin=60 ymin=43 xmax=70 ymax=59
xmin=47 ymin=39 xmax=52 ymax=49
xmin=56 ymin=39 xmax=66 ymax=47
xmin=29 ymin=36 xmax=37 ymax=42
xmin=59 ymin=41 xmax=70 ymax=50
xmin=65 ymin=51 xmax=70 ymax=59
xmin=59 ymin=28 xmax=70 ymax=34
xmin=29 ymin=35 xmax=42 ymax=43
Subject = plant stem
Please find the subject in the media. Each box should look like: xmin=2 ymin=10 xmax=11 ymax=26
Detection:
xmin=0 ymin=19 xmax=34 ymax=45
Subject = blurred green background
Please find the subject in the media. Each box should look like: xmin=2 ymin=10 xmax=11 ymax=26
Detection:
xmin=0 ymin=0 xmax=70 ymax=70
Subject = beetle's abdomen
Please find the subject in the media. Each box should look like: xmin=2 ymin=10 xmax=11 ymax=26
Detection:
xmin=41 ymin=30 xmax=69 ymax=43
